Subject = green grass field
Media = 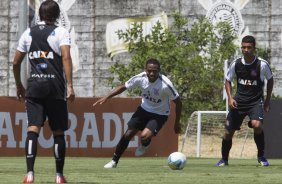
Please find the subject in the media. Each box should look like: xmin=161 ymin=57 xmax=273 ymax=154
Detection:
xmin=1 ymin=157 xmax=282 ymax=184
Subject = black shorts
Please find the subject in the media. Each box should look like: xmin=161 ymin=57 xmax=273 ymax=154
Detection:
xmin=226 ymin=100 xmax=264 ymax=130
xmin=25 ymin=97 xmax=69 ymax=131
xmin=127 ymin=106 xmax=168 ymax=135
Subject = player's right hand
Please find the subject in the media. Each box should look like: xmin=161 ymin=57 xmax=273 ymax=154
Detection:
xmin=16 ymin=83 xmax=26 ymax=102
xmin=228 ymin=98 xmax=237 ymax=109
xmin=93 ymin=97 xmax=107 ymax=107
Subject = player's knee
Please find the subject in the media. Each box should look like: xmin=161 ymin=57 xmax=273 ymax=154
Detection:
xmin=27 ymin=131 xmax=39 ymax=139
xmin=223 ymin=132 xmax=234 ymax=140
xmin=251 ymin=121 xmax=262 ymax=129
xmin=140 ymin=131 xmax=153 ymax=140
xmin=124 ymin=129 xmax=137 ymax=140
xmin=223 ymin=129 xmax=234 ymax=140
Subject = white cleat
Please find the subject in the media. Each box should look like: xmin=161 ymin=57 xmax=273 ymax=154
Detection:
xmin=135 ymin=145 xmax=148 ymax=156
xmin=104 ymin=160 xmax=117 ymax=168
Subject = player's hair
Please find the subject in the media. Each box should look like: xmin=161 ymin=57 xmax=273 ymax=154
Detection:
xmin=146 ymin=58 xmax=160 ymax=68
xmin=242 ymin=35 xmax=256 ymax=47
xmin=39 ymin=0 xmax=60 ymax=25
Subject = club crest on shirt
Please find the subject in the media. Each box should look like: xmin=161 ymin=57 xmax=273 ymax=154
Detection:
xmin=153 ymin=88 xmax=160 ymax=96
xmin=39 ymin=25 xmax=45 ymax=30
xmin=250 ymin=69 xmax=257 ymax=77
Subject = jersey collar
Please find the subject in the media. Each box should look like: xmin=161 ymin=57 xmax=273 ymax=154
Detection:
xmin=241 ymin=56 xmax=257 ymax=65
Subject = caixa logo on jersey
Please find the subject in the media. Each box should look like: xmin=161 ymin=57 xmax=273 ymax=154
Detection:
xmin=28 ymin=50 xmax=54 ymax=60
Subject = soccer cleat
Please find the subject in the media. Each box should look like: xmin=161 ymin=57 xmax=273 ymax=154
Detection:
xmin=23 ymin=171 xmax=34 ymax=183
xmin=55 ymin=173 xmax=67 ymax=183
xmin=135 ymin=145 xmax=148 ymax=156
xmin=215 ymin=159 xmax=228 ymax=167
xmin=258 ymin=157 xmax=269 ymax=166
xmin=104 ymin=160 xmax=117 ymax=168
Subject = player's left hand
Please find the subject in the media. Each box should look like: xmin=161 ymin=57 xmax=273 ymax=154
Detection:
xmin=67 ymin=86 xmax=75 ymax=102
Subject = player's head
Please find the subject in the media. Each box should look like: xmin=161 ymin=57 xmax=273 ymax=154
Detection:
xmin=145 ymin=58 xmax=160 ymax=83
xmin=39 ymin=0 xmax=60 ymax=25
xmin=242 ymin=35 xmax=256 ymax=47
xmin=241 ymin=35 xmax=256 ymax=58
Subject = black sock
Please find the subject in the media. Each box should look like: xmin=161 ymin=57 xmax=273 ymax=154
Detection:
xmin=222 ymin=139 xmax=232 ymax=161
xmin=53 ymin=135 xmax=66 ymax=174
xmin=25 ymin=131 xmax=39 ymax=173
xmin=112 ymin=135 xmax=130 ymax=163
xmin=141 ymin=139 xmax=151 ymax=147
xmin=254 ymin=131 xmax=265 ymax=158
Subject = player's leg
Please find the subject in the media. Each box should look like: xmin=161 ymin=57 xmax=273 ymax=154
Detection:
xmin=116 ymin=129 xmax=139 ymax=156
xmin=104 ymin=128 xmax=138 ymax=168
xmin=219 ymin=128 xmax=235 ymax=165
xmin=23 ymin=98 xmax=46 ymax=183
xmin=53 ymin=132 xmax=67 ymax=183
xmin=23 ymin=125 xmax=41 ymax=183
xmin=251 ymin=120 xmax=268 ymax=166
xmin=134 ymin=127 xmax=153 ymax=156
xmin=135 ymin=113 xmax=168 ymax=156
xmin=104 ymin=106 xmax=145 ymax=168
xmin=47 ymin=99 xmax=68 ymax=182
xmin=216 ymin=109 xmax=244 ymax=166
xmin=248 ymin=101 xmax=269 ymax=166
xmin=140 ymin=128 xmax=153 ymax=146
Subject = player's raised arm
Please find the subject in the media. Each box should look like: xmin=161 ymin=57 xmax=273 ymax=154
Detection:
xmin=93 ymin=84 xmax=127 ymax=106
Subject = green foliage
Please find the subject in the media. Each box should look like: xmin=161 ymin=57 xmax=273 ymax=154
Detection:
xmin=256 ymin=47 xmax=271 ymax=61
xmin=109 ymin=12 xmax=237 ymax=123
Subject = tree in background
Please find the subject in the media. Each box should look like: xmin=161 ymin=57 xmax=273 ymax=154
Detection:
xmin=109 ymin=13 xmax=237 ymax=125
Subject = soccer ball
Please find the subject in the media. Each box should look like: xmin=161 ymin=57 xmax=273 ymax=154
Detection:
xmin=167 ymin=152 xmax=186 ymax=170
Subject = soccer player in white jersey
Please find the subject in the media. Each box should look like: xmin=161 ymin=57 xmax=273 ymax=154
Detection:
xmin=93 ymin=58 xmax=182 ymax=168
xmin=216 ymin=35 xmax=273 ymax=167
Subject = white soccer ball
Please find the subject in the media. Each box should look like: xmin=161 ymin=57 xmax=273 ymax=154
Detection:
xmin=167 ymin=152 xmax=187 ymax=170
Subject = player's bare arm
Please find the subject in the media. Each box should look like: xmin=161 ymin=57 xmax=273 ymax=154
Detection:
xmin=93 ymin=85 xmax=127 ymax=106
xmin=61 ymin=45 xmax=75 ymax=102
xmin=173 ymin=97 xmax=182 ymax=134
xmin=12 ymin=50 xmax=26 ymax=101
xmin=264 ymin=77 xmax=274 ymax=112
xmin=225 ymin=79 xmax=237 ymax=109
